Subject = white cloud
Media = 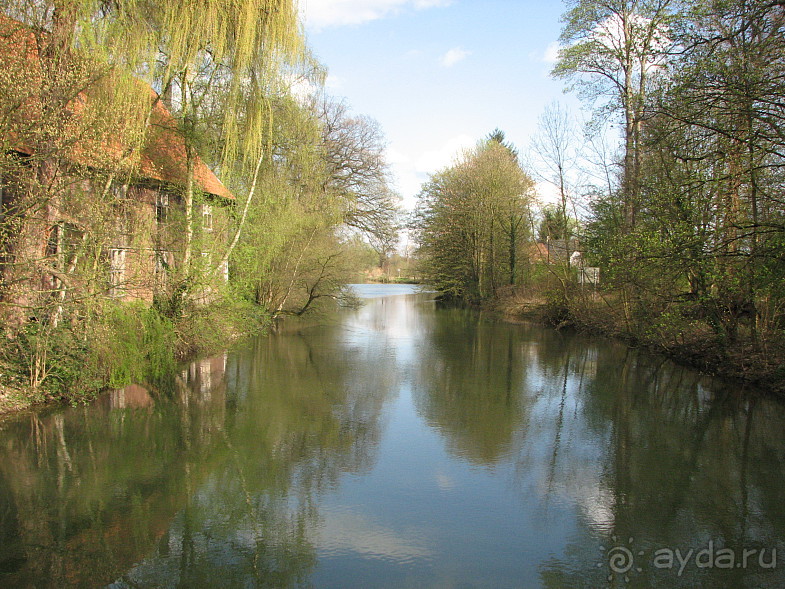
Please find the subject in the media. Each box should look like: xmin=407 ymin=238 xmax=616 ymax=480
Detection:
xmin=302 ymin=0 xmax=452 ymax=31
xmin=392 ymin=167 xmax=422 ymax=210
xmin=285 ymin=73 xmax=319 ymax=104
xmin=386 ymin=148 xmax=420 ymax=210
xmin=439 ymin=46 xmax=471 ymax=67
xmin=319 ymin=508 xmax=432 ymax=562
xmin=435 ymin=470 xmax=456 ymax=491
xmin=416 ymin=134 xmax=474 ymax=172
xmin=386 ymin=135 xmax=476 ymax=211
xmin=535 ymin=181 xmax=561 ymax=207
xmin=325 ymin=73 xmax=344 ymax=90
xmin=386 ymin=147 xmax=411 ymax=166
xmin=542 ymin=41 xmax=560 ymax=64
xmin=413 ymin=0 xmax=450 ymax=7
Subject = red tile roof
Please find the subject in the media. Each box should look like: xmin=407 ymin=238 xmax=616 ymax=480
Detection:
xmin=530 ymin=242 xmax=550 ymax=261
xmin=0 ymin=14 xmax=233 ymax=200
xmin=139 ymin=94 xmax=234 ymax=200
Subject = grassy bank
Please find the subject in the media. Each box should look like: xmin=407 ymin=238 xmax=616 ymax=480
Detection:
xmin=0 ymin=296 xmax=270 ymax=416
xmin=491 ymin=283 xmax=785 ymax=395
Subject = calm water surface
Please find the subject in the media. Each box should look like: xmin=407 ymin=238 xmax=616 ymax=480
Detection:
xmin=1 ymin=284 xmax=784 ymax=588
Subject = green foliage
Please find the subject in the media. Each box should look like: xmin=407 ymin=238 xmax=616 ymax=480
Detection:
xmin=173 ymin=294 xmax=270 ymax=358
xmin=415 ymin=137 xmax=535 ymax=302
xmin=525 ymin=0 xmax=785 ymax=383
xmin=537 ymin=204 xmax=577 ymax=242
xmin=1 ymin=302 xmax=177 ymax=404
xmin=8 ymin=322 xmax=97 ymax=401
xmin=343 ymin=237 xmax=380 ymax=273
xmin=0 ymin=3 xmax=400 ymax=411
xmin=92 ymin=302 xmax=176 ymax=388
xmin=5 ymin=296 xmax=270 ymax=407
xmin=226 ymin=93 xmax=398 ymax=318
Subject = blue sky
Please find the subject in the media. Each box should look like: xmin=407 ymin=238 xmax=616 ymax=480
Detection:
xmin=300 ymin=0 xmax=583 ymax=209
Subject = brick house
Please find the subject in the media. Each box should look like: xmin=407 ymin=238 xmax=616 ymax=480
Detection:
xmin=0 ymin=14 xmax=234 ymax=323
xmin=528 ymin=239 xmax=579 ymax=264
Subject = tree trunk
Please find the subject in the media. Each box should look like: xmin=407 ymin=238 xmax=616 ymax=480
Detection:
xmin=181 ymin=71 xmax=195 ymax=282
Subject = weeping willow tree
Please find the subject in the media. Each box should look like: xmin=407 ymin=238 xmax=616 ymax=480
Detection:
xmin=4 ymin=0 xmax=304 ymax=292
xmin=228 ymin=84 xmax=371 ymax=317
xmin=105 ymin=0 xmax=306 ymax=291
xmin=4 ymin=0 xmax=304 ymax=159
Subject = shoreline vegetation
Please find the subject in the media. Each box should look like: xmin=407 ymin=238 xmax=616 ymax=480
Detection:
xmin=488 ymin=284 xmax=785 ymax=396
xmin=2 ymin=273 xmax=780 ymax=419
xmin=0 ymin=273 xmax=421 ymax=418
xmin=0 ymin=299 xmax=271 ymax=417
xmin=410 ymin=3 xmax=785 ymax=399
xmin=0 ymin=5 xmax=401 ymax=416
xmin=4 ymin=1 xmax=785 ymax=415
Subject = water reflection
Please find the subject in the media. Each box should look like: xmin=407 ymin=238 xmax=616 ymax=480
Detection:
xmin=409 ymin=304 xmax=785 ymax=587
xmin=0 ymin=320 xmax=393 ymax=587
xmin=0 ymin=357 xmax=228 ymax=587
xmin=412 ymin=309 xmax=531 ymax=464
xmin=0 ymin=286 xmax=783 ymax=588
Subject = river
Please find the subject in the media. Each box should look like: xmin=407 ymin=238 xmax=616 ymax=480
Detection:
xmin=0 ymin=284 xmax=783 ymax=588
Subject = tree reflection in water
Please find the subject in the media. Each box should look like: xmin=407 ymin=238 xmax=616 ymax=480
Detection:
xmin=0 ymin=315 xmax=392 ymax=588
xmin=411 ymin=306 xmax=785 ymax=588
xmin=0 ymin=288 xmax=784 ymax=588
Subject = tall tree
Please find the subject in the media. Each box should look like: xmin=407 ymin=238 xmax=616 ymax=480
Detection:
xmin=553 ymin=0 xmax=674 ymax=230
xmin=416 ymin=137 xmax=533 ymax=300
xmin=227 ymin=92 xmax=398 ymax=317
xmin=530 ymin=103 xmax=580 ymax=239
xmin=487 ymin=130 xmax=534 ymax=284
xmin=1 ymin=0 xmax=306 ymax=304
xmin=317 ymin=98 xmax=400 ymax=246
xmin=644 ymin=0 xmax=785 ymax=342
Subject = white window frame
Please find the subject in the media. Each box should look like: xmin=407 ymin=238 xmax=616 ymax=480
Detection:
xmin=202 ymin=203 xmax=213 ymax=231
xmin=155 ymin=190 xmax=169 ymax=224
xmin=109 ymin=248 xmax=126 ymax=297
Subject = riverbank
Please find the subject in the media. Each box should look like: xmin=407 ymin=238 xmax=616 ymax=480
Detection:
xmin=0 ymin=298 xmax=271 ymax=417
xmin=491 ymin=286 xmax=785 ymax=395
xmin=7 ymin=282 xmax=784 ymax=588
xmin=364 ymin=278 xmax=422 ymax=286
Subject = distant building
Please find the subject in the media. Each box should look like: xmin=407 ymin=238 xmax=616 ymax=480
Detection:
xmin=578 ymin=266 xmax=600 ymax=285
xmin=529 ymin=238 xmax=580 ymax=264
xmin=528 ymin=238 xmax=599 ymax=285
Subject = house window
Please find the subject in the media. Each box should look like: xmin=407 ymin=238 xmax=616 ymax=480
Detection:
xmin=110 ymin=181 xmax=127 ymax=200
xmin=155 ymin=190 xmax=169 ymax=224
xmin=154 ymin=250 xmax=168 ymax=285
xmin=202 ymin=204 xmax=213 ymax=231
xmin=46 ymin=224 xmax=60 ymax=258
xmin=109 ymin=248 xmax=126 ymax=297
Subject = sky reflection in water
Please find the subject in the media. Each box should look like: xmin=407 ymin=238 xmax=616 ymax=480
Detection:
xmin=0 ymin=284 xmax=783 ymax=588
